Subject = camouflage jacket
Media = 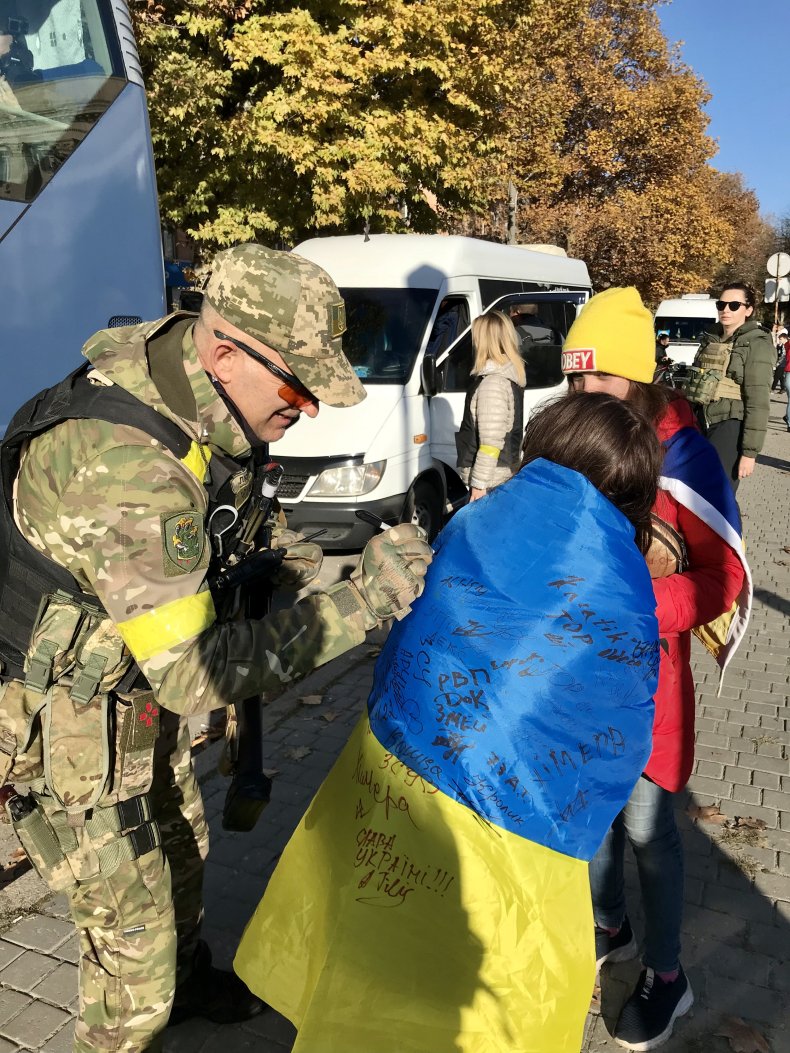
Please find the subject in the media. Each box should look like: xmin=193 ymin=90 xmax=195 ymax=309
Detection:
xmin=13 ymin=316 xmax=370 ymax=716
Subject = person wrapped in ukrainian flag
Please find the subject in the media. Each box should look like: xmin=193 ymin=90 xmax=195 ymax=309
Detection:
xmin=235 ymin=392 xmax=665 ymax=1053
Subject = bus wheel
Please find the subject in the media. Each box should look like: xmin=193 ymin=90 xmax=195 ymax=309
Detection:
xmin=404 ymin=480 xmax=442 ymax=542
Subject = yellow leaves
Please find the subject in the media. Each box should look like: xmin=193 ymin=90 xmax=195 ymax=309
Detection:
xmin=135 ymin=0 xmax=745 ymax=282
xmin=134 ymin=0 xmax=523 ymax=245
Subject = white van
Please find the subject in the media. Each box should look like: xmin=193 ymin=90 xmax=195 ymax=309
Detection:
xmin=654 ymin=294 xmax=718 ymax=366
xmin=274 ymin=234 xmax=592 ymax=547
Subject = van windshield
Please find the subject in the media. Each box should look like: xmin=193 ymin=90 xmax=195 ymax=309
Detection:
xmin=340 ymin=287 xmax=437 ymax=384
xmin=655 ymin=317 xmax=715 ymax=343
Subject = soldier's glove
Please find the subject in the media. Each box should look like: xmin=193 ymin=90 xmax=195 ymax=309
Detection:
xmin=269 ymin=527 xmax=323 ymax=591
xmin=348 ymin=524 xmax=432 ymax=628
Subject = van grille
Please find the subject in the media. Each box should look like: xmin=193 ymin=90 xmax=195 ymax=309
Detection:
xmin=280 ymin=473 xmax=309 ymax=500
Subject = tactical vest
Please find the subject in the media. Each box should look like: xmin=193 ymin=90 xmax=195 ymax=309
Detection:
xmin=455 ymin=375 xmax=524 ymax=473
xmin=682 ymin=340 xmax=743 ymax=406
xmin=0 ymin=360 xmax=255 ymax=687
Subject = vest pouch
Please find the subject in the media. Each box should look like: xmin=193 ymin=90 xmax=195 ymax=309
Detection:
xmin=0 ymin=684 xmax=14 ymax=785
xmin=0 ymin=680 xmax=48 ymax=785
xmin=8 ymin=795 xmax=78 ymax=893
xmin=42 ymin=683 xmax=111 ymax=812
xmin=24 ymin=591 xmax=89 ymax=692
xmin=71 ymin=617 xmax=132 ymax=702
xmin=109 ymin=690 xmax=160 ymax=802
xmin=680 ymin=366 xmax=723 ymax=406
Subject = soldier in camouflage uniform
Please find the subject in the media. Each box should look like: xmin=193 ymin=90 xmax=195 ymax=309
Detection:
xmin=0 ymin=245 xmax=432 ymax=1052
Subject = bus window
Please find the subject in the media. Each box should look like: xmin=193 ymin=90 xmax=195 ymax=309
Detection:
xmin=0 ymin=1 xmax=125 ymax=203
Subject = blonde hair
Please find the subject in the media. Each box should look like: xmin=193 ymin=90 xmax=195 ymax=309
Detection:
xmin=471 ymin=311 xmax=526 ymax=386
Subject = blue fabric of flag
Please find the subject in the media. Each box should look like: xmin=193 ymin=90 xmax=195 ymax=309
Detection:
xmin=368 ymin=459 xmax=660 ymax=862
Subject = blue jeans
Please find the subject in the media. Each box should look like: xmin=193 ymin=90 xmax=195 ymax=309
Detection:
xmin=588 ymin=775 xmax=684 ymax=974
xmin=784 ymin=373 xmax=790 ymax=429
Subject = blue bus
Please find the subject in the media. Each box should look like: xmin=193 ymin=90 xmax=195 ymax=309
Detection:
xmin=0 ymin=0 xmax=165 ymax=431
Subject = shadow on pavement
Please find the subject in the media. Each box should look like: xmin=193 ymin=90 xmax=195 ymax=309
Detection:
xmin=596 ymin=799 xmax=790 ymax=1052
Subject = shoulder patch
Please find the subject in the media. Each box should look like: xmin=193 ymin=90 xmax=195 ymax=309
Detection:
xmin=163 ymin=511 xmax=206 ymax=575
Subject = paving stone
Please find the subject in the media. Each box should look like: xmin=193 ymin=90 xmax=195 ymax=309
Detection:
xmin=3 ymin=917 xmax=73 ymax=955
xmin=41 ymin=1019 xmax=76 ymax=1053
xmin=0 ymin=950 xmax=60 ymax=993
xmin=723 ymin=763 xmax=751 ymax=786
xmin=0 ymin=945 xmax=23 ymax=973
xmin=52 ymin=938 xmax=79 ymax=966
xmin=164 ymin=1016 xmax=222 ymax=1053
xmin=43 ymin=898 xmax=70 ymax=921
xmin=239 ymin=1011 xmax=297 ymax=1045
xmin=686 ymin=775 xmax=732 ymax=800
xmin=32 ymin=963 xmax=79 ymax=1007
xmin=753 ymin=769 xmax=782 ymax=790
xmin=0 ymin=989 xmax=30 ymax=1029
xmin=732 ymin=785 xmax=764 ymax=806
xmin=1 ymin=1001 xmax=71 ymax=1048
xmin=0 ymin=1037 xmax=18 ymax=1053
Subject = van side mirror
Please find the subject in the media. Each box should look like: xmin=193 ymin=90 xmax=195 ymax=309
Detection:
xmin=421 ymin=354 xmax=441 ymax=396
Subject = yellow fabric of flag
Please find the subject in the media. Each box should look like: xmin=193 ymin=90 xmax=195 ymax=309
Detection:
xmin=235 ymin=716 xmax=594 ymax=1053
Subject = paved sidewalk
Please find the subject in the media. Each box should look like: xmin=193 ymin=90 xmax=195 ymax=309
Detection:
xmin=0 ymin=394 xmax=788 ymax=1053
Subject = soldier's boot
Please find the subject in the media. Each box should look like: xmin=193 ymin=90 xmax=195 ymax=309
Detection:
xmin=168 ymin=940 xmax=267 ymax=1026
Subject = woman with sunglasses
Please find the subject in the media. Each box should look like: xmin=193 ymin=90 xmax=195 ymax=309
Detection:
xmin=690 ymin=281 xmax=774 ymax=491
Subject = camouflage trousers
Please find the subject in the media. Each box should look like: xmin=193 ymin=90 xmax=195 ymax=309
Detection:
xmin=33 ymin=710 xmax=209 ymax=1053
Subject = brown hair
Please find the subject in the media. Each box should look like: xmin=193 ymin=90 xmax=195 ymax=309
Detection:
xmin=520 ymin=392 xmax=661 ymax=553
xmin=626 ymin=379 xmax=687 ymax=425
xmin=717 ymin=279 xmax=756 ymax=309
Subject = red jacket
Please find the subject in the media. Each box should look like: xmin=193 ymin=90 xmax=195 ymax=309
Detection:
xmin=644 ymin=397 xmax=745 ymax=791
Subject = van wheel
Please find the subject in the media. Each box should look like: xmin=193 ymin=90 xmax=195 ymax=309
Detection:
xmin=404 ymin=480 xmax=442 ymax=542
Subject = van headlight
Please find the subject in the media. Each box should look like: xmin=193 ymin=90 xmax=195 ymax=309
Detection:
xmin=308 ymin=460 xmax=386 ymax=497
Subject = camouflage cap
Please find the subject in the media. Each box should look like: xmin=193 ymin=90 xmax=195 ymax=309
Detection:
xmin=204 ymin=244 xmax=365 ymax=407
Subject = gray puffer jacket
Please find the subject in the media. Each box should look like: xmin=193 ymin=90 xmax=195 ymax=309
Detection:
xmin=459 ymin=361 xmax=525 ymax=491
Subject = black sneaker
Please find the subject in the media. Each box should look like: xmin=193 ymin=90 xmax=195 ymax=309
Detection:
xmin=614 ymin=966 xmax=693 ymax=1050
xmin=595 ymin=915 xmax=638 ymax=971
xmin=168 ymin=941 xmax=268 ymax=1026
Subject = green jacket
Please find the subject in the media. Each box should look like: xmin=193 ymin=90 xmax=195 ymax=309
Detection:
xmin=695 ymin=320 xmax=774 ymax=456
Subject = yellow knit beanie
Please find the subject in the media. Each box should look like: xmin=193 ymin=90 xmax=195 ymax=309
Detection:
xmin=561 ymin=287 xmax=655 ymax=384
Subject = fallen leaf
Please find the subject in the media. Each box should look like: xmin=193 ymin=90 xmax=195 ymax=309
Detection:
xmin=285 ymin=745 xmax=313 ymax=761
xmin=686 ymin=802 xmax=727 ymax=824
xmin=298 ymin=694 xmax=323 ymax=707
xmin=588 ymin=983 xmax=601 ymax=1016
xmin=728 ymin=816 xmax=767 ymax=831
xmin=262 ymin=768 xmax=280 ymax=779
xmin=782 ymin=546 xmax=790 ymax=554
xmin=320 ymin=711 xmax=338 ymax=723
xmin=715 ymin=1015 xmax=771 ymax=1053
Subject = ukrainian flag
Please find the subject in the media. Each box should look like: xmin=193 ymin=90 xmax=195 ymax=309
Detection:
xmin=235 ymin=460 xmax=660 ymax=1052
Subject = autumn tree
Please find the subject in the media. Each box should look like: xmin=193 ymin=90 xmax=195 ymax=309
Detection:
xmin=132 ymin=0 xmax=530 ymax=249
xmin=451 ymin=0 xmax=765 ymax=305
xmin=706 ymin=171 xmax=776 ymax=297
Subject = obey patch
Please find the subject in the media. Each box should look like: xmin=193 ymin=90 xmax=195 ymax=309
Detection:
xmin=561 ymin=348 xmax=596 ymax=374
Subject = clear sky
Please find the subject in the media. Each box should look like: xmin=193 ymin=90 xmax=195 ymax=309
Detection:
xmin=658 ymin=0 xmax=790 ymax=220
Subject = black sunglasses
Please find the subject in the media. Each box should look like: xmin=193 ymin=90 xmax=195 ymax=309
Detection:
xmin=213 ymin=330 xmax=317 ymax=409
xmin=715 ymin=300 xmax=749 ymax=312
